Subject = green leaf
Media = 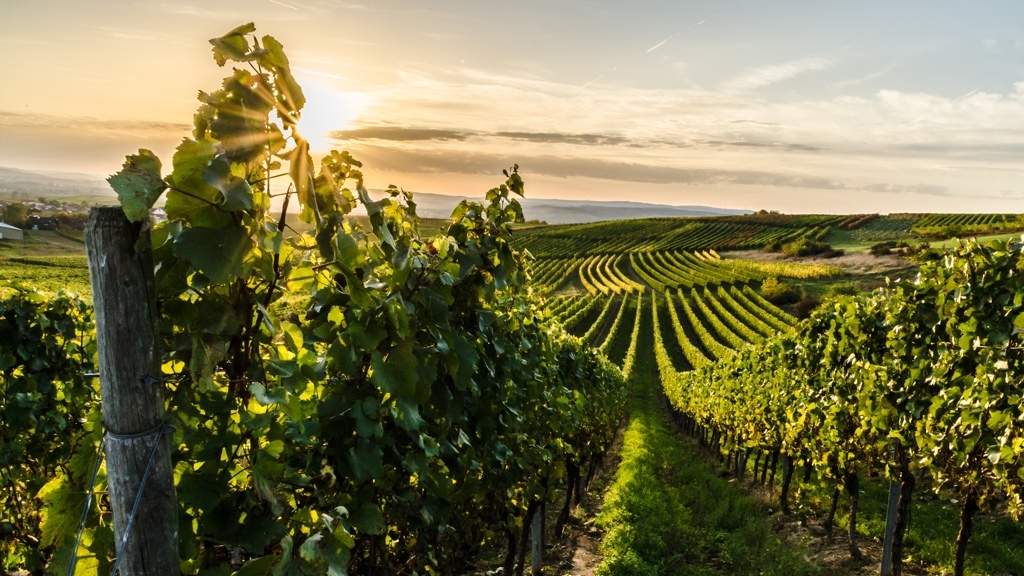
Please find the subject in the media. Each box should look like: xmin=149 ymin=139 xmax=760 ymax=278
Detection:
xmin=369 ymin=343 xmax=418 ymax=398
xmin=108 ymin=149 xmax=167 ymax=222
xmin=261 ymin=35 xmax=306 ymax=119
xmin=173 ymin=225 xmax=252 ymax=284
xmin=232 ymin=555 xmax=279 ymax=576
xmin=272 ymin=535 xmax=294 ymax=576
xmin=348 ymin=503 xmax=385 ymax=535
xmin=299 ymin=533 xmax=323 ymax=562
xmin=203 ymin=158 xmax=253 ymax=211
xmin=209 ymin=23 xmax=264 ymax=66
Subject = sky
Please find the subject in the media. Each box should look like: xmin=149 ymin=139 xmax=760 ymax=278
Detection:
xmin=2 ymin=0 xmax=1024 ymax=213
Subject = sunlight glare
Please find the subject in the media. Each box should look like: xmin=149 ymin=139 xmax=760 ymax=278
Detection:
xmin=295 ymin=80 xmax=369 ymax=153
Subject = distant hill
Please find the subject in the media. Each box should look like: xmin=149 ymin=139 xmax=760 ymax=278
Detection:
xmin=0 ymin=167 xmax=751 ymax=223
xmin=408 ymin=191 xmax=752 ymax=224
xmin=0 ymin=167 xmax=114 ymax=200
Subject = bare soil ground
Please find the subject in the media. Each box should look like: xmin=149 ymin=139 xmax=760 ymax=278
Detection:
xmin=552 ymin=427 xmax=624 ymax=576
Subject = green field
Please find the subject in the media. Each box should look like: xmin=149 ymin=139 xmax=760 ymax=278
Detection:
xmin=0 ymin=231 xmax=90 ymax=296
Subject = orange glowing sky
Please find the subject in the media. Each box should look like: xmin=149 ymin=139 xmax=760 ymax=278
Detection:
xmin=3 ymin=1 xmax=1024 ymax=213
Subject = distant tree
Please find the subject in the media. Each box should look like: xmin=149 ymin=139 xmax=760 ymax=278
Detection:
xmin=2 ymin=202 xmax=29 ymax=227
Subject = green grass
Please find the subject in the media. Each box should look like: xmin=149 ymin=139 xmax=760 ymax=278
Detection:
xmin=0 ymin=256 xmax=91 ymax=297
xmin=824 ymin=229 xmax=876 ymax=253
xmin=595 ymin=306 xmax=817 ymax=576
xmin=0 ymin=230 xmax=87 ymax=257
xmin=0 ymin=231 xmax=91 ymax=296
xmin=931 ymin=231 xmax=1023 ymax=249
xmin=794 ymin=475 xmax=1024 ymax=575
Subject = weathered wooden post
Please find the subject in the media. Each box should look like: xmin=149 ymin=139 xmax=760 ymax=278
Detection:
xmin=85 ymin=207 xmax=177 ymax=575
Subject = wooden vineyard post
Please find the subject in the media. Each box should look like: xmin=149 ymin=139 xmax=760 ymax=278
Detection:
xmin=880 ymin=481 xmax=900 ymax=576
xmin=531 ymin=502 xmax=544 ymax=575
xmin=85 ymin=207 xmax=177 ymax=575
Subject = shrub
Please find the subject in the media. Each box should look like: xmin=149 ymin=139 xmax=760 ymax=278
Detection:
xmin=793 ymin=296 xmax=821 ymax=319
xmin=870 ymin=241 xmax=896 ymax=256
xmin=826 ymin=282 xmax=859 ymax=298
xmin=760 ymin=277 xmax=802 ymax=305
xmin=781 ymin=238 xmax=830 ymax=257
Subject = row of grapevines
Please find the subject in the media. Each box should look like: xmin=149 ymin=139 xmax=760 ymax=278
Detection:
xmin=700 ymin=284 xmax=770 ymax=338
xmin=531 ymin=256 xmax=581 ymax=294
xmin=713 ymin=286 xmax=781 ymax=335
xmin=561 ymin=295 xmax=603 ymax=332
xmin=578 ymin=255 xmax=603 ymax=295
xmin=687 ymin=250 xmax=758 ymax=282
xmin=651 ymin=252 xmax=703 ymax=286
xmin=656 ymin=292 xmax=712 ymax=370
xmin=666 ymin=251 xmax=749 ymax=284
xmin=544 ymin=294 xmax=574 ymax=316
xmin=684 ymin=289 xmax=748 ymax=350
xmin=670 ymin=293 xmax=733 ymax=361
xmin=619 ymin=292 xmax=645 ymax=379
xmin=583 ymin=254 xmax=644 ymax=295
xmin=667 ymin=238 xmax=1024 ymax=576
xmin=740 ymin=284 xmax=796 ymax=327
xmin=711 ymin=255 xmax=842 ymax=280
xmin=552 ymin=295 xmax=589 ymax=321
xmin=596 ymin=293 xmax=632 ymax=355
xmin=580 ymin=295 xmax=617 ymax=343
xmin=610 ymin=254 xmax=647 ymax=292
xmin=725 ymin=285 xmax=794 ymax=331
xmin=628 ymin=252 xmax=670 ymax=291
xmin=0 ymin=289 xmax=96 ymax=572
xmin=37 ymin=24 xmax=628 ymax=575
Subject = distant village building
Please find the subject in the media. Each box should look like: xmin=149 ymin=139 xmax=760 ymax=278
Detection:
xmin=0 ymin=222 xmax=23 ymax=240
xmin=26 ymin=215 xmax=58 ymax=231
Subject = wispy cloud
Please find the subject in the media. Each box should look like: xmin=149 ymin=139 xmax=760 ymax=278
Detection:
xmin=722 ymin=57 xmax=834 ymax=92
xmin=292 ymin=67 xmax=355 ymax=81
xmin=578 ymin=75 xmax=604 ymax=91
xmin=829 ymin=62 xmax=899 ymax=92
xmin=331 ymin=127 xmax=470 ymax=142
xmin=646 ymin=32 xmax=680 ymax=53
xmin=0 ymin=110 xmax=190 ymax=133
xmin=329 ymin=126 xmax=631 ymax=146
xmin=349 ymin=145 xmax=953 ymax=198
xmin=269 ymin=0 xmax=299 ymax=9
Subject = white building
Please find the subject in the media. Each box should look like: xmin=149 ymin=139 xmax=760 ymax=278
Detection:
xmin=0 ymin=222 xmax=24 ymax=240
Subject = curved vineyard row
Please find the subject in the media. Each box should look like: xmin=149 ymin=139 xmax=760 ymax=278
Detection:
xmin=516 ymin=216 xmax=843 ymax=258
xmin=686 ymin=289 xmax=748 ymax=349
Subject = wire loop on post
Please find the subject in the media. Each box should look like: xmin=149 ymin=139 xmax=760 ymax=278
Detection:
xmin=106 ymin=421 xmax=170 ymax=441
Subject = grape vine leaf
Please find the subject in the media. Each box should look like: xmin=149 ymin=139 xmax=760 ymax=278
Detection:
xmin=209 ymin=22 xmax=264 ymax=66
xmin=203 ymin=158 xmax=253 ymax=211
xmin=108 ymin=149 xmax=167 ymax=222
xmin=173 ymin=226 xmax=252 ymax=284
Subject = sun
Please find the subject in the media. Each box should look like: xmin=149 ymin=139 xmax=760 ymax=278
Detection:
xmin=294 ymin=80 xmax=369 ymax=153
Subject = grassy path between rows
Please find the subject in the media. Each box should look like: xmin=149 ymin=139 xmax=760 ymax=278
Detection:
xmin=592 ymin=306 xmax=818 ymax=576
